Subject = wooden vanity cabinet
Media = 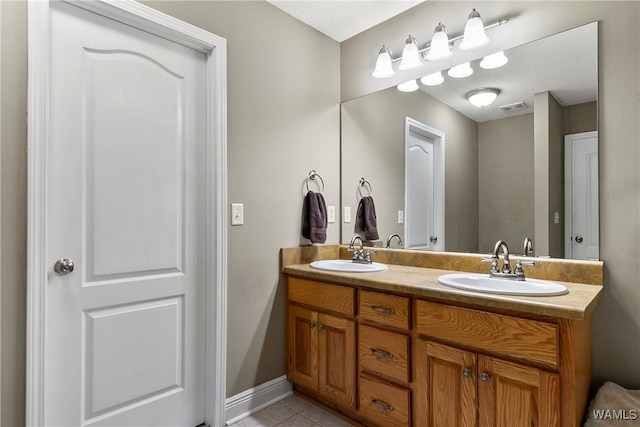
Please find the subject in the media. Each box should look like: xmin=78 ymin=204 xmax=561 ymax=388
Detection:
xmin=287 ymin=278 xmax=357 ymax=409
xmin=286 ymin=274 xmax=592 ymax=427
xmin=414 ymin=340 xmax=560 ymax=427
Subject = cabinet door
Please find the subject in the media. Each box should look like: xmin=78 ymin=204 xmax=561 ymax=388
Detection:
xmin=414 ymin=340 xmax=477 ymax=427
xmin=478 ymin=356 xmax=560 ymax=427
xmin=287 ymin=305 xmax=318 ymax=391
xmin=318 ymin=313 xmax=356 ymax=409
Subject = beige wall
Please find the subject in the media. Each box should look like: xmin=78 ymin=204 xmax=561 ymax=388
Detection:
xmin=564 ymin=101 xmax=597 ymax=135
xmin=478 ymin=114 xmax=534 ymax=254
xmin=341 ymin=87 xmax=478 ymax=253
xmin=342 ymin=1 xmax=640 ymax=389
xmin=0 ymin=1 xmax=339 ymax=423
xmin=535 ymin=92 xmax=564 ymax=258
xmin=0 ymin=1 xmax=27 ymax=425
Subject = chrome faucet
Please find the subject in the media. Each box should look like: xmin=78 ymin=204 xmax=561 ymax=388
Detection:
xmin=523 ymin=237 xmax=534 ymax=257
xmin=349 ymin=235 xmax=376 ymax=264
xmin=482 ymin=240 xmax=534 ymax=281
xmin=386 ymin=234 xmax=403 ymax=248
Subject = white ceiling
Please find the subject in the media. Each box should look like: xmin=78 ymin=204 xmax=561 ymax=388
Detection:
xmin=266 ymin=0 xmax=425 ymax=42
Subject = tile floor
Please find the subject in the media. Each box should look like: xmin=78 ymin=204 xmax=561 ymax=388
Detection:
xmin=229 ymin=394 xmax=356 ymax=427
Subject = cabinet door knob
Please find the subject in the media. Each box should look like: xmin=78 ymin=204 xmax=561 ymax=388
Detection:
xmin=308 ymin=321 xmax=316 ymax=329
xmin=480 ymin=372 xmax=490 ymax=382
xmin=462 ymin=368 xmax=472 ymax=378
xmin=317 ymin=324 xmax=325 ymax=332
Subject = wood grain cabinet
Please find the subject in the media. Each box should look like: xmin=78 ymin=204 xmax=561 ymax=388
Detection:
xmin=415 ymin=340 xmax=560 ymax=427
xmin=285 ymin=275 xmax=591 ymax=427
xmin=287 ymin=278 xmax=357 ymax=409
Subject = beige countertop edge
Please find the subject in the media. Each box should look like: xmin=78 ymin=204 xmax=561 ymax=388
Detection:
xmin=283 ymin=263 xmax=603 ymax=321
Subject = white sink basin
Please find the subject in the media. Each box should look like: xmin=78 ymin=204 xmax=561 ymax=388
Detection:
xmin=438 ymin=273 xmax=568 ymax=296
xmin=310 ymin=259 xmax=388 ymax=273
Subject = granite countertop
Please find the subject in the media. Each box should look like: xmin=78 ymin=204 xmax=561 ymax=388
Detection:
xmin=283 ymin=262 xmax=603 ymax=321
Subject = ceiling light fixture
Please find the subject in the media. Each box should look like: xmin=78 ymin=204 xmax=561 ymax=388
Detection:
xmin=448 ymin=62 xmax=473 ymax=78
xmin=371 ymin=10 xmax=508 ymax=79
xmin=459 ymin=9 xmax=490 ymax=50
xmin=420 ymin=71 xmax=444 ymax=86
xmin=397 ymin=79 xmax=419 ymax=92
xmin=466 ymin=88 xmax=501 ymax=107
xmin=480 ymin=51 xmax=509 ymax=69
xmin=399 ymin=35 xmax=423 ymax=70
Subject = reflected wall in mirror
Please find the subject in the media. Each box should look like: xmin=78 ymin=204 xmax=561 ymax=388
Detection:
xmin=341 ymin=22 xmax=598 ymax=259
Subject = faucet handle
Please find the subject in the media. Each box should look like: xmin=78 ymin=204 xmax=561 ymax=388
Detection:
xmin=481 ymin=256 xmax=499 ymax=274
xmin=514 ymin=259 xmax=535 ymax=276
xmin=516 ymin=259 xmax=535 ymax=266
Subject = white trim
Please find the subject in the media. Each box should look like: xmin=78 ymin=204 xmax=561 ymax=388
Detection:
xmin=224 ymin=376 xmax=293 ymax=426
xmin=26 ymin=1 xmax=227 ymax=426
xmin=564 ymin=131 xmax=598 ymax=259
xmin=404 ymin=117 xmax=445 ymax=251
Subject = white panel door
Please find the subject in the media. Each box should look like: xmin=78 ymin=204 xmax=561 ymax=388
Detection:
xmin=45 ymin=3 xmax=206 ymax=425
xmin=406 ymin=131 xmax=435 ymax=251
xmin=565 ymin=131 xmax=599 ymax=260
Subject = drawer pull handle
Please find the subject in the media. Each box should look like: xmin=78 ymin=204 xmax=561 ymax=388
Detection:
xmin=370 ymin=347 xmax=393 ymax=359
xmin=371 ymin=305 xmax=395 ymax=315
xmin=370 ymin=398 xmax=394 ymax=412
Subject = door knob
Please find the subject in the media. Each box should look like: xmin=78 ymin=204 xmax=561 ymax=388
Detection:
xmin=575 ymin=235 xmax=584 ymax=243
xmin=54 ymin=258 xmax=75 ymax=276
xmin=430 ymin=236 xmax=438 ymax=243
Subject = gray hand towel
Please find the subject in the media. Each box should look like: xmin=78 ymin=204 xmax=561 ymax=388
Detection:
xmin=302 ymin=191 xmax=328 ymax=244
xmin=355 ymin=196 xmax=379 ymax=241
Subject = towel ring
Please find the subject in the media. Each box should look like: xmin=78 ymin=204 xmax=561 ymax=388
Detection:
xmin=305 ymin=170 xmax=325 ymax=193
xmin=358 ymin=177 xmax=372 ymax=199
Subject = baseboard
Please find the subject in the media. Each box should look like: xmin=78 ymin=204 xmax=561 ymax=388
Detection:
xmin=225 ymin=375 xmax=293 ymax=425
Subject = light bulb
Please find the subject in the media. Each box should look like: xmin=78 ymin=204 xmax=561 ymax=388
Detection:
xmin=397 ymin=80 xmax=419 ymax=92
xmin=372 ymin=45 xmax=395 ymax=78
xmin=460 ymin=9 xmax=489 ymax=51
xmin=480 ymin=51 xmax=508 ymax=69
xmin=448 ymin=62 xmax=473 ymax=78
xmin=426 ymin=23 xmax=452 ymax=61
xmin=399 ymin=36 xmax=422 ymax=70
xmin=420 ymin=71 xmax=444 ymax=86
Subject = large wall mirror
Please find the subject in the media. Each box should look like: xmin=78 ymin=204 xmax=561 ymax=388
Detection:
xmin=341 ymin=22 xmax=598 ymax=260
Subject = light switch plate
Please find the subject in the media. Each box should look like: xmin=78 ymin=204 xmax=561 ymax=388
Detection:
xmin=231 ymin=203 xmax=244 ymax=226
xmin=554 ymin=211 xmax=560 ymax=224
xmin=398 ymin=210 xmax=404 ymax=224
xmin=327 ymin=206 xmax=336 ymax=223
xmin=344 ymin=206 xmax=351 ymax=223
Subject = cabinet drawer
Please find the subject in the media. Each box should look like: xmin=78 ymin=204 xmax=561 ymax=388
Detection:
xmin=416 ymin=300 xmax=558 ymax=367
xmin=359 ymin=325 xmax=409 ymax=383
xmin=359 ymin=290 xmax=410 ymax=330
xmin=359 ymin=376 xmax=409 ymax=427
xmin=288 ymin=277 xmax=355 ymax=316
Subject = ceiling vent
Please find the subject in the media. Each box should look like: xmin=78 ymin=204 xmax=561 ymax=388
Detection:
xmin=499 ymin=101 xmax=528 ymax=113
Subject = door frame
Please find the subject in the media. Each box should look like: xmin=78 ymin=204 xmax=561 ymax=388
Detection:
xmin=26 ymin=1 xmax=228 ymax=426
xmin=564 ymin=130 xmax=598 ymax=259
xmin=404 ymin=117 xmax=445 ymax=251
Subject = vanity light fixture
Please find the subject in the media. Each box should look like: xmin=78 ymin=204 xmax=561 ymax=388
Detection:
xmin=397 ymin=79 xmax=419 ymax=92
xmin=425 ymin=23 xmax=453 ymax=61
xmin=420 ymin=71 xmax=445 ymax=86
xmin=466 ymin=88 xmax=501 ymax=107
xmin=459 ymin=8 xmax=490 ymax=50
xmin=448 ymin=62 xmax=473 ymax=78
xmin=480 ymin=51 xmax=509 ymax=69
xmin=399 ymin=35 xmax=423 ymax=70
xmin=371 ymin=10 xmax=508 ymax=79
xmin=372 ymin=45 xmax=395 ymax=78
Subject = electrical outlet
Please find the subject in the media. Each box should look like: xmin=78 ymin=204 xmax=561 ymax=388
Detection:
xmin=231 ymin=203 xmax=244 ymax=226
xmin=327 ymin=206 xmax=336 ymax=223
xmin=344 ymin=206 xmax=351 ymax=223
xmin=398 ymin=210 xmax=404 ymax=224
